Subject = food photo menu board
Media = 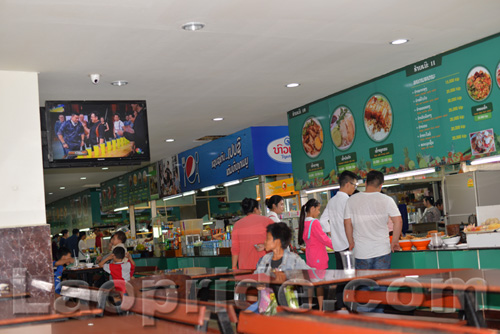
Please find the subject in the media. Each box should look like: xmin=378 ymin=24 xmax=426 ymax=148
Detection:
xmin=100 ymin=165 xmax=154 ymax=212
xmin=288 ymin=34 xmax=500 ymax=190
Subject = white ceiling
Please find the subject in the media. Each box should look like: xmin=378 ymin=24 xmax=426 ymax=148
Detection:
xmin=1 ymin=0 xmax=499 ymax=203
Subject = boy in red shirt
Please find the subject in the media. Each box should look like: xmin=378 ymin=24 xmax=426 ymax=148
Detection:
xmin=98 ymin=247 xmax=135 ymax=294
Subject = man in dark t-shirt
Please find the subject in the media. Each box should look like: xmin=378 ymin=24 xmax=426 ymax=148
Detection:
xmin=89 ymin=112 xmax=105 ymax=147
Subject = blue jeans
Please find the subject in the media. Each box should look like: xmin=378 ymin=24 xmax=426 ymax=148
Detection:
xmin=355 ymin=253 xmax=391 ymax=270
xmin=354 ymin=253 xmax=391 ymax=313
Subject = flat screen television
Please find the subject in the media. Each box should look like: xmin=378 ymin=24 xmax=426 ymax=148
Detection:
xmin=42 ymin=100 xmax=150 ymax=168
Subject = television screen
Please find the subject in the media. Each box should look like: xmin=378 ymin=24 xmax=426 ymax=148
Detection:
xmin=43 ymin=100 xmax=150 ymax=167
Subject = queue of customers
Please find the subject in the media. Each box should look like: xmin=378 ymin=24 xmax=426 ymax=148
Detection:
xmin=230 ymin=170 xmax=403 ymax=310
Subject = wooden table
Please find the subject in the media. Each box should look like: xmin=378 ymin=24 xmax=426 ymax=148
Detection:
xmin=0 ymin=297 xmax=103 ymax=327
xmin=363 ymin=269 xmax=500 ymax=328
xmin=130 ymin=267 xmax=253 ymax=301
xmin=0 ymin=313 xmax=201 ymax=333
xmin=225 ymin=269 xmax=400 ymax=310
xmin=63 ymin=266 xmax=103 ymax=286
xmin=238 ymin=308 xmax=497 ymax=334
xmin=225 ymin=269 xmax=401 ymax=287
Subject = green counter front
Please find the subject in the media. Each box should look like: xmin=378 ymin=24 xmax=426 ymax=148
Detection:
xmin=134 ymin=248 xmax=500 ymax=270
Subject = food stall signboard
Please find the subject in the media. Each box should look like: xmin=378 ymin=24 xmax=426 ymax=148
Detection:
xmin=177 ymin=126 xmax=292 ymax=192
xmin=288 ymin=33 xmax=500 ymax=190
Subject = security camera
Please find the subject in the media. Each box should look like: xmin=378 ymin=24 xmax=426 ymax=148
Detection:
xmin=90 ymin=74 xmax=100 ymax=85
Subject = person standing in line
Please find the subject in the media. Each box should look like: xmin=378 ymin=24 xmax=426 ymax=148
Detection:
xmin=66 ymin=229 xmax=79 ymax=258
xmin=319 ymin=171 xmax=358 ymax=269
xmin=318 ymin=170 xmax=358 ymax=309
xmin=231 ymin=198 xmax=273 ymax=270
xmin=77 ymin=231 xmax=88 ymax=261
xmin=344 ymin=170 xmax=402 ymax=270
xmin=59 ymin=230 xmax=69 ymax=249
xmin=266 ymin=195 xmax=284 ymax=223
xmin=298 ymin=198 xmax=333 ymax=311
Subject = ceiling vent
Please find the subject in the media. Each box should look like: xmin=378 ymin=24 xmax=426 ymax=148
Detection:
xmin=194 ymin=135 xmax=226 ymax=142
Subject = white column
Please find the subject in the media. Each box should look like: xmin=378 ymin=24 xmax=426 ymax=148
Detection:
xmin=0 ymin=71 xmax=45 ymax=228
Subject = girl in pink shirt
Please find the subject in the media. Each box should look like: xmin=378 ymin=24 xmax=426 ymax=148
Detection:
xmin=299 ymin=198 xmax=333 ymax=311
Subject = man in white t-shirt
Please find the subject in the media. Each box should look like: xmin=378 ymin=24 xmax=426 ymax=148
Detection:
xmin=344 ymin=170 xmax=402 ymax=269
xmin=319 ymin=170 xmax=358 ymax=310
xmin=320 ymin=170 xmax=358 ymax=268
xmin=113 ymin=114 xmax=124 ymax=138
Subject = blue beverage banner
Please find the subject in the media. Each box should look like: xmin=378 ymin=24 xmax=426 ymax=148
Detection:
xmin=178 ymin=128 xmax=255 ymax=192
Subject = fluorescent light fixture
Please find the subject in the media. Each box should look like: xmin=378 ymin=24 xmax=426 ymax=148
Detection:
xmin=59 ymin=187 xmax=65 ymax=190
xmin=48 ymin=193 xmax=53 ymax=195
xmin=201 ymin=185 xmax=216 ymax=192
xmin=79 ymin=228 xmax=90 ymax=232
xmin=244 ymin=177 xmax=259 ymax=182
xmin=103 ymin=236 xmax=111 ymax=240
xmin=223 ymin=179 xmax=241 ymax=187
xmin=114 ymin=206 xmax=129 ymax=212
xmin=390 ymin=39 xmax=409 ymax=45
xmin=212 ymin=117 xmax=224 ymax=121
xmin=384 ymin=168 xmax=435 ymax=181
xmin=203 ymin=221 xmax=214 ymax=225
xmin=80 ymin=177 xmax=87 ymax=180
xmin=183 ymin=190 xmax=196 ymax=196
xmin=470 ymin=155 xmax=500 ymax=165
xmin=102 ymin=167 xmax=109 ymax=170
xmin=304 ymin=184 xmax=340 ymax=194
xmin=182 ymin=22 xmax=205 ymax=31
xmin=163 ymin=194 xmax=182 ymax=201
xmin=286 ymin=83 xmax=300 ymax=88
xmin=165 ymin=138 xmax=175 ymax=142
xmin=382 ymin=184 xmax=400 ymax=188
xmin=110 ymin=80 xmax=128 ymax=86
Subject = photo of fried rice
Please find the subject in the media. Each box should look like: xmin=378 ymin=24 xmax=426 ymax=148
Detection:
xmin=467 ymin=66 xmax=492 ymax=101
xmin=470 ymin=128 xmax=495 ymax=155
xmin=330 ymin=106 xmax=355 ymax=150
xmin=302 ymin=117 xmax=323 ymax=158
xmin=364 ymin=94 xmax=392 ymax=142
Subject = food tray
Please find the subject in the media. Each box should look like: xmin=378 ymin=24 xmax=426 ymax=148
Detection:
xmin=464 ymin=228 xmax=500 ymax=234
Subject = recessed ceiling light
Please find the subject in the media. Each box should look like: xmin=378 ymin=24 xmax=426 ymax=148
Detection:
xmin=102 ymin=167 xmax=109 ymax=170
xmin=286 ymin=83 xmax=300 ymax=88
xmin=59 ymin=187 xmax=65 ymax=190
xmin=390 ymin=39 xmax=409 ymax=45
xmin=110 ymin=80 xmax=128 ymax=86
xmin=212 ymin=117 xmax=224 ymax=121
xmin=80 ymin=177 xmax=87 ymax=180
xmin=182 ymin=22 xmax=205 ymax=31
xmin=48 ymin=193 xmax=53 ymax=195
xmin=165 ymin=139 xmax=175 ymax=142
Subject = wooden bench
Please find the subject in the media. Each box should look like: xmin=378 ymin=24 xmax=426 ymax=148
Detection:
xmin=122 ymin=295 xmax=210 ymax=332
xmin=238 ymin=308 xmax=489 ymax=334
xmin=151 ymin=295 xmax=238 ymax=334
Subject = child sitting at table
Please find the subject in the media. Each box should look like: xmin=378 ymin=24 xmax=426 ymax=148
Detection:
xmin=98 ymin=246 xmax=135 ymax=294
xmin=255 ymin=222 xmax=311 ymax=274
xmin=250 ymin=223 xmax=310 ymax=314
xmin=53 ymin=247 xmax=74 ymax=295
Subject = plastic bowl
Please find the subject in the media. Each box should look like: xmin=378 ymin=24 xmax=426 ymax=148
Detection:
xmin=442 ymin=236 xmax=460 ymax=247
xmin=411 ymin=238 xmax=431 ymax=250
xmin=399 ymin=240 xmax=412 ymax=251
